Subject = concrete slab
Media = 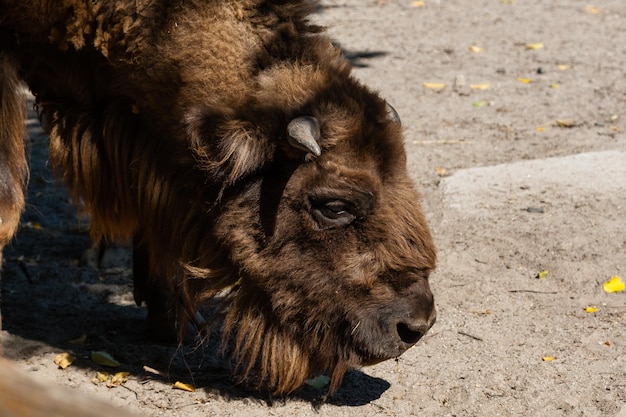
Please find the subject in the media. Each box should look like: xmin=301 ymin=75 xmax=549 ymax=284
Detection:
xmin=443 ymin=150 xmax=626 ymax=216
xmin=435 ymin=148 xmax=626 ymax=304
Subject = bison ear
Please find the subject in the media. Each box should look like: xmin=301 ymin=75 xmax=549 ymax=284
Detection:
xmin=287 ymin=116 xmax=322 ymax=157
xmin=386 ymin=103 xmax=402 ymax=125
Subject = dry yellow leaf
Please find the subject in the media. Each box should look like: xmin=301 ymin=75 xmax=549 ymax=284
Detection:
xmin=109 ymin=372 xmax=130 ymax=387
xmin=470 ymin=309 xmax=493 ymax=316
xmin=93 ymin=371 xmax=109 ymax=384
xmin=555 ymin=119 xmax=576 ymax=128
xmin=174 ymin=381 xmax=196 ymax=392
xmin=584 ymin=306 xmax=599 ymax=313
xmin=583 ymin=5 xmax=600 ymax=14
xmin=536 ymin=270 xmax=549 ymax=279
xmin=526 ymin=42 xmax=544 ymax=50
xmin=557 ymin=64 xmax=571 ymax=71
xmin=603 ymin=276 xmax=625 ymax=293
xmin=470 ymin=83 xmax=490 ymax=90
xmin=411 ymin=1 xmax=425 ymax=7
xmin=423 ymin=82 xmax=446 ymax=89
xmin=469 ymin=45 xmax=483 ymax=53
xmin=549 ymin=84 xmax=560 ymax=89
xmin=517 ymin=78 xmax=531 ymax=84
xmin=536 ymin=126 xmax=545 ymax=132
xmin=435 ymin=167 xmax=449 ymax=177
xmin=54 ymin=353 xmax=76 ymax=370
xmin=542 ymin=356 xmax=556 ymax=362
xmin=91 ymin=351 xmax=121 ymax=367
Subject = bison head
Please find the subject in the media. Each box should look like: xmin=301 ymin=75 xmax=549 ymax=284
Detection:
xmin=184 ymin=74 xmax=436 ymax=394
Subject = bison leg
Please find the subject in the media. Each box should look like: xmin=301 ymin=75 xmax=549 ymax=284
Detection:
xmin=132 ymin=235 xmax=182 ymax=343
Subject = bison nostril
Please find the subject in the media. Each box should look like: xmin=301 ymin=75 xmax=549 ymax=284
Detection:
xmin=396 ymin=322 xmax=427 ymax=345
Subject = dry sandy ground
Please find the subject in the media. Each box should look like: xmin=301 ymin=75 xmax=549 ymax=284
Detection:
xmin=2 ymin=1 xmax=625 ymax=416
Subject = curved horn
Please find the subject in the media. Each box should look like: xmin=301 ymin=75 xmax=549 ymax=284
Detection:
xmin=287 ymin=116 xmax=322 ymax=157
xmin=386 ymin=103 xmax=402 ymax=125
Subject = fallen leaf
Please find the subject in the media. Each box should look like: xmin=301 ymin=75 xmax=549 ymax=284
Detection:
xmin=91 ymin=351 xmax=121 ymax=367
xmin=584 ymin=306 xmax=599 ymax=313
xmin=174 ymin=381 xmax=196 ymax=392
xmin=536 ymin=270 xmax=549 ymax=280
xmin=555 ymin=119 xmax=576 ymax=128
xmin=557 ymin=64 xmax=571 ymax=71
xmin=603 ymin=340 xmax=611 ymax=346
xmin=435 ymin=166 xmax=449 ymax=177
xmin=54 ymin=353 xmax=76 ymax=370
xmin=549 ymin=84 xmax=560 ymax=89
xmin=583 ymin=5 xmax=600 ymax=14
xmin=109 ymin=372 xmax=130 ymax=387
xmin=470 ymin=309 xmax=493 ymax=316
xmin=473 ymin=101 xmax=486 ymax=107
xmin=526 ymin=42 xmax=544 ymax=50
xmin=470 ymin=83 xmax=490 ymax=90
xmin=469 ymin=45 xmax=483 ymax=53
xmin=603 ymin=276 xmax=625 ymax=293
xmin=542 ymin=356 xmax=556 ymax=362
xmin=92 ymin=371 xmax=110 ymax=384
xmin=411 ymin=0 xmax=425 ymax=7
xmin=304 ymin=375 xmax=331 ymax=389
xmin=423 ymin=82 xmax=446 ymax=89
xmin=517 ymin=77 xmax=532 ymax=84
xmin=536 ymin=126 xmax=545 ymax=132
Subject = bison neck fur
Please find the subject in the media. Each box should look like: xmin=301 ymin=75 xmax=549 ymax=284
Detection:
xmin=0 ymin=0 xmax=437 ymax=395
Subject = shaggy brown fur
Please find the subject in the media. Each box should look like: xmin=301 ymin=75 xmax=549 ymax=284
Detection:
xmin=0 ymin=0 xmax=437 ymax=394
xmin=0 ymin=53 xmax=27 ymax=265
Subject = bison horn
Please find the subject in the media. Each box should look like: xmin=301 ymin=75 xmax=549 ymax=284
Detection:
xmin=386 ymin=103 xmax=402 ymax=125
xmin=287 ymin=116 xmax=321 ymax=157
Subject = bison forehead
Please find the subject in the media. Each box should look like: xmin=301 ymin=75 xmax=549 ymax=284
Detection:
xmin=309 ymin=98 xmax=408 ymax=178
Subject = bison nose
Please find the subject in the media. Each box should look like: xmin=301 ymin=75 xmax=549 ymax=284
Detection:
xmin=396 ymin=310 xmax=436 ymax=345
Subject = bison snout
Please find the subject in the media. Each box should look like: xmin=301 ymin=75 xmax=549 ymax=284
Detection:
xmin=396 ymin=312 xmax=436 ymax=345
xmin=357 ymin=280 xmax=436 ymax=364
xmin=393 ymin=277 xmax=436 ymax=343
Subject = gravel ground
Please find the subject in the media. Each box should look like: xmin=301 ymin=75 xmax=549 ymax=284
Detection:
xmin=2 ymin=1 xmax=625 ymax=416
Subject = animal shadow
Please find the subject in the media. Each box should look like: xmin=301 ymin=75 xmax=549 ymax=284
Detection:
xmin=1 ymin=241 xmax=389 ymax=407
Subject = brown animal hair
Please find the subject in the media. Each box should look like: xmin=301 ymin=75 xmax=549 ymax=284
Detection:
xmin=0 ymin=52 xmax=28 ymax=267
xmin=0 ymin=0 xmax=437 ymax=394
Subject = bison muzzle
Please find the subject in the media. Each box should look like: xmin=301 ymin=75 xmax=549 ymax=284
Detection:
xmin=0 ymin=0 xmax=437 ymax=395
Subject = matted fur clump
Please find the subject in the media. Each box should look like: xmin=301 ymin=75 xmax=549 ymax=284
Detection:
xmin=0 ymin=0 xmax=437 ymax=394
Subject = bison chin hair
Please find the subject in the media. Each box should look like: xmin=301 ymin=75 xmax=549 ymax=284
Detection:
xmin=181 ymin=266 xmax=358 ymax=395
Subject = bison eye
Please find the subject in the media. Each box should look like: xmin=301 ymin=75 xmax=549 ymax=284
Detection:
xmin=310 ymin=199 xmax=357 ymax=229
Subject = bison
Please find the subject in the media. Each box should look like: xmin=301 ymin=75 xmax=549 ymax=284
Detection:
xmin=0 ymin=0 xmax=436 ymax=395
